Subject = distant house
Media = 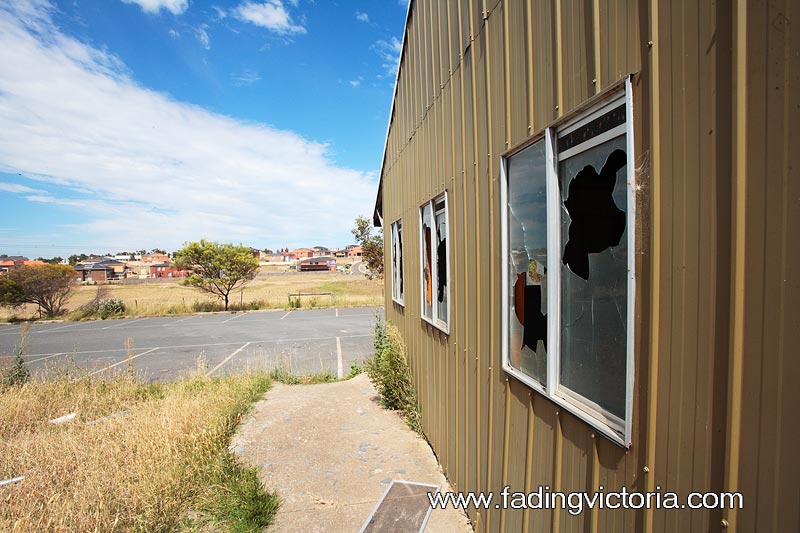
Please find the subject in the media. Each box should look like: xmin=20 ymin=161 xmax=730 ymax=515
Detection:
xmin=298 ymin=257 xmax=336 ymax=272
xmin=287 ymin=248 xmax=314 ymax=261
xmin=149 ymin=262 xmax=188 ymax=279
xmin=0 ymin=256 xmax=30 ymax=272
xmin=346 ymin=245 xmax=363 ymax=259
xmin=263 ymin=252 xmax=291 ymax=263
xmin=142 ymin=253 xmax=170 ymax=264
xmin=74 ymin=259 xmax=128 ymax=282
xmin=312 ymin=247 xmax=331 ymax=258
xmin=250 ymin=248 xmax=262 ymax=260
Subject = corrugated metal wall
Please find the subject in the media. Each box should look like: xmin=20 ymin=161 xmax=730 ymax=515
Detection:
xmin=377 ymin=0 xmax=799 ymax=531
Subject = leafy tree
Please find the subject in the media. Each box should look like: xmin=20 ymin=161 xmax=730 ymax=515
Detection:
xmin=150 ymin=248 xmax=167 ymax=255
xmin=174 ymin=240 xmax=259 ymax=310
xmin=351 ymin=215 xmax=384 ymax=280
xmin=0 ymin=264 xmax=75 ymax=318
xmin=68 ymin=253 xmax=88 ymax=266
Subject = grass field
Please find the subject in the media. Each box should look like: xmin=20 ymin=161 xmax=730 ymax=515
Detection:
xmin=0 ymin=271 xmax=384 ymax=322
xmin=0 ymin=367 xmax=278 ymax=532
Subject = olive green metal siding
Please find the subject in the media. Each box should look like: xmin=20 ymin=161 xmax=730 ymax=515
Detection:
xmin=377 ymin=1 xmax=799 ymax=532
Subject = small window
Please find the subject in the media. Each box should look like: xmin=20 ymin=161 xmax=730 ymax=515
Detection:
xmin=502 ymin=79 xmax=635 ymax=446
xmin=420 ymin=192 xmax=449 ymax=333
xmin=391 ymin=219 xmax=404 ymax=305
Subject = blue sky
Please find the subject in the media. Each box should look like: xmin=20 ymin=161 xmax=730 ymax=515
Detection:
xmin=0 ymin=0 xmax=407 ymax=258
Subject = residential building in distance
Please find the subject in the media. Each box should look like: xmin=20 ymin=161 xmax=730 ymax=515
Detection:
xmin=73 ymin=259 xmax=129 ymax=282
xmin=287 ymin=248 xmax=314 ymax=261
xmin=141 ymin=252 xmax=170 ymax=264
xmin=0 ymin=256 xmax=45 ymax=272
xmin=262 ymin=252 xmax=291 ymax=263
xmin=346 ymin=245 xmax=362 ymax=259
xmin=149 ymin=262 xmax=188 ymax=279
xmin=298 ymin=257 xmax=336 ymax=272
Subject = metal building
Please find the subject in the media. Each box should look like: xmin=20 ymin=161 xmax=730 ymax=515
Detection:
xmin=373 ymin=0 xmax=798 ymax=532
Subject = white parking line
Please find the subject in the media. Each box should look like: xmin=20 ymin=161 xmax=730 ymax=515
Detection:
xmin=102 ymin=317 xmax=148 ymax=330
xmin=26 ymin=352 xmax=67 ymax=364
xmin=222 ymin=313 xmax=247 ymax=323
xmin=88 ymin=347 xmax=160 ymax=376
xmin=208 ymin=342 xmax=250 ymax=376
xmin=163 ymin=316 xmax=194 ymax=326
xmin=20 ymin=334 xmax=371 ymax=358
xmin=280 ymin=311 xmax=292 ymax=320
xmin=336 ymin=337 xmax=343 ymax=379
xmin=39 ymin=322 xmax=87 ymax=333
xmin=335 ymin=308 xmax=339 ymax=317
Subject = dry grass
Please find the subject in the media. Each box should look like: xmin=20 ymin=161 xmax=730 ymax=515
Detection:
xmin=0 ymin=368 xmax=277 ymax=532
xmin=0 ymin=272 xmax=383 ymax=321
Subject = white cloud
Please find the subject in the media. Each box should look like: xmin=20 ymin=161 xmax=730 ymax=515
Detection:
xmin=373 ymin=37 xmax=402 ymax=78
xmin=120 ymin=0 xmax=188 ymax=15
xmin=355 ymin=11 xmax=368 ymax=23
xmin=0 ymin=1 xmax=375 ymax=251
xmin=234 ymin=1 xmax=305 ymax=35
xmin=231 ymin=69 xmax=261 ymax=86
xmin=168 ymin=28 xmax=180 ymax=38
xmin=348 ymin=77 xmax=362 ymax=88
xmin=195 ymin=25 xmax=210 ymax=49
xmin=211 ymin=5 xmax=227 ymax=19
xmin=0 ymin=182 xmax=46 ymax=194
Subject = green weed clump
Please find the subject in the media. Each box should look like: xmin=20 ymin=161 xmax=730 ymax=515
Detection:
xmin=98 ymin=298 xmax=125 ymax=319
xmin=365 ymin=317 xmax=422 ymax=433
xmin=269 ymin=365 xmax=336 ymax=385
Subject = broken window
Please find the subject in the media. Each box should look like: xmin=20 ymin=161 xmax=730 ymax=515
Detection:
xmin=501 ymin=80 xmax=634 ymax=446
xmin=420 ymin=193 xmax=449 ymax=332
xmin=507 ymin=139 xmax=548 ymax=385
xmin=420 ymin=203 xmax=434 ymax=321
xmin=391 ymin=220 xmax=404 ymax=305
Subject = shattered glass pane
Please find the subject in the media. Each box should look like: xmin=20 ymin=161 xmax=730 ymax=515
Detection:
xmin=435 ymin=205 xmax=448 ymax=325
xmin=397 ymin=222 xmax=403 ymax=299
xmin=507 ymin=140 xmax=547 ymax=384
xmin=421 ymin=203 xmax=433 ymax=320
xmin=391 ymin=221 xmax=403 ymax=302
xmin=558 ymin=134 xmax=627 ymax=418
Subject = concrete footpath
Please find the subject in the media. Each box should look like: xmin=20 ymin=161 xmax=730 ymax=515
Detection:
xmin=231 ymin=373 xmax=472 ymax=532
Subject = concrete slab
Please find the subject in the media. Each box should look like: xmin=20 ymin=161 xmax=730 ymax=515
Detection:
xmin=231 ymin=374 xmax=472 ymax=533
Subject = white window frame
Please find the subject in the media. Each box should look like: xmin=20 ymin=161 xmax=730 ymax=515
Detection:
xmin=500 ymin=78 xmax=635 ymax=447
xmin=390 ymin=219 xmax=404 ymax=306
xmin=419 ymin=192 xmax=450 ymax=334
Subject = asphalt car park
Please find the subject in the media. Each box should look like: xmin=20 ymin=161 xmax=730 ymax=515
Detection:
xmin=0 ymin=307 xmax=380 ymax=382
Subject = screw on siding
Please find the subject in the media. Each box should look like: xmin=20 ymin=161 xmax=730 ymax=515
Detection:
xmin=528 ymin=125 xmax=532 ymax=131
xmin=721 ymin=519 xmax=729 ymax=528
xmin=555 ymin=105 xmax=559 ymax=110
xmin=648 ymin=41 xmax=653 ymax=48
xmin=643 ymin=466 xmax=650 ymax=473
xmin=592 ymin=78 xmax=597 ymax=84
xmin=591 ymin=433 xmax=596 ymax=439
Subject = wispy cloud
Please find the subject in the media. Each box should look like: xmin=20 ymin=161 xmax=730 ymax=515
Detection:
xmin=231 ymin=69 xmax=261 ymax=86
xmin=168 ymin=28 xmax=180 ymax=38
xmin=373 ymin=37 xmax=402 ymax=78
xmin=355 ymin=11 xmax=369 ymax=23
xmin=120 ymin=0 xmax=188 ymax=15
xmin=234 ymin=1 xmax=305 ymax=35
xmin=0 ymin=1 xmax=375 ymax=251
xmin=349 ymin=77 xmax=362 ymax=88
xmin=195 ymin=24 xmax=210 ymax=49
xmin=0 ymin=182 xmax=46 ymax=194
